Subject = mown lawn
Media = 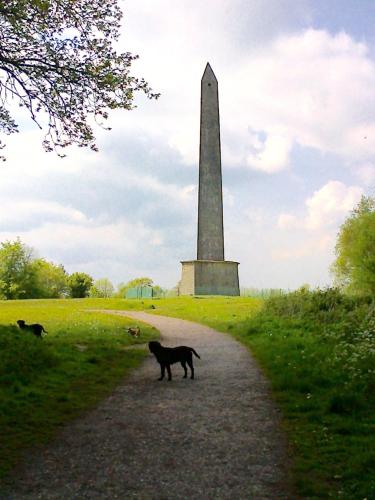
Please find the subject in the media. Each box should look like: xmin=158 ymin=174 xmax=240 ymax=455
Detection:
xmin=0 ymin=298 xmax=159 ymax=477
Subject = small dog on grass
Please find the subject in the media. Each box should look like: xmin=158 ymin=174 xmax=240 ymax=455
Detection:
xmin=148 ymin=340 xmax=200 ymax=381
xmin=17 ymin=320 xmax=48 ymax=338
xmin=126 ymin=326 xmax=140 ymax=338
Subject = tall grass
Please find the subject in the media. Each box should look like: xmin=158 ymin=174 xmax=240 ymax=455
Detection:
xmin=232 ymin=289 xmax=375 ymax=499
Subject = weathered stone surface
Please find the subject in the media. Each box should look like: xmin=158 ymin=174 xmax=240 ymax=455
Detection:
xmin=180 ymin=260 xmax=240 ymax=296
xmin=179 ymin=260 xmax=195 ymax=295
xmin=197 ymin=63 xmax=224 ymax=261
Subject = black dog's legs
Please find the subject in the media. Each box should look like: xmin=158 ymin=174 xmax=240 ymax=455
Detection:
xmin=158 ymin=364 xmax=172 ymax=381
xmin=187 ymin=358 xmax=194 ymax=379
xmin=158 ymin=365 xmax=165 ymax=381
xmin=181 ymin=361 xmax=188 ymax=378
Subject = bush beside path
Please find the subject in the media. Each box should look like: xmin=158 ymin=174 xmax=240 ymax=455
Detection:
xmin=1 ymin=311 xmax=291 ymax=499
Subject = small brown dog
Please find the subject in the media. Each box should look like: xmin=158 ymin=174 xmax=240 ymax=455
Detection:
xmin=148 ymin=340 xmax=200 ymax=381
xmin=126 ymin=326 xmax=140 ymax=338
xmin=17 ymin=320 xmax=48 ymax=338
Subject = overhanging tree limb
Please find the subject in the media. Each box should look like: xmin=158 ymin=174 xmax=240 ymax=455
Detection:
xmin=0 ymin=0 xmax=159 ymax=159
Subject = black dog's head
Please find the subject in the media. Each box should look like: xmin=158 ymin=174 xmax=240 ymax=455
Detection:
xmin=148 ymin=341 xmax=161 ymax=354
xmin=17 ymin=320 xmax=25 ymax=328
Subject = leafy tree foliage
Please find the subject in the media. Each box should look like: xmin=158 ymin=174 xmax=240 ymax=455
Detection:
xmin=32 ymin=259 xmax=68 ymax=298
xmin=332 ymin=196 xmax=375 ymax=295
xmin=126 ymin=276 xmax=153 ymax=289
xmin=0 ymin=240 xmax=69 ymax=299
xmin=67 ymin=271 xmax=93 ymax=298
xmin=0 ymin=238 xmax=92 ymax=299
xmin=0 ymin=0 xmax=159 ymax=158
xmin=152 ymin=285 xmax=165 ymax=297
xmin=0 ymin=239 xmax=37 ymax=299
xmin=90 ymin=277 xmax=114 ymax=298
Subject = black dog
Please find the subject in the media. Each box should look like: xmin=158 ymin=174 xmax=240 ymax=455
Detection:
xmin=17 ymin=320 xmax=48 ymax=338
xmin=148 ymin=341 xmax=200 ymax=381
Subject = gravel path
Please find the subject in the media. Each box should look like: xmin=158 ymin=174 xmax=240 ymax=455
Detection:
xmin=1 ymin=311 xmax=291 ymax=499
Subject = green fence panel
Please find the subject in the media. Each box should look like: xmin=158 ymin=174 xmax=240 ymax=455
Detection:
xmin=125 ymin=286 xmax=153 ymax=299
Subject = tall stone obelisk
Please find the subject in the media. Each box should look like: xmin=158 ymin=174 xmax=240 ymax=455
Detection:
xmin=197 ymin=63 xmax=224 ymax=261
xmin=179 ymin=63 xmax=240 ymax=296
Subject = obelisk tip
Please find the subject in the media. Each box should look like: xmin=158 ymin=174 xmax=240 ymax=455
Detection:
xmin=202 ymin=62 xmax=217 ymax=82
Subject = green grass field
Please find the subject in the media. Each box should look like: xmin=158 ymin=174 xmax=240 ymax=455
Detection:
xmin=1 ymin=294 xmax=374 ymax=498
xmin=0 ymin=298 xmax=159 ymax=477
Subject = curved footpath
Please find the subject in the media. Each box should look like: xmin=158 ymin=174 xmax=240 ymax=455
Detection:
xmin=1 ymin=311 xmax=291 ymax=499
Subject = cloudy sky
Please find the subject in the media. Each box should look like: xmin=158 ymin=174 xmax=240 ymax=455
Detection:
xmin=1 ymin=0 xmax=375 ymax=290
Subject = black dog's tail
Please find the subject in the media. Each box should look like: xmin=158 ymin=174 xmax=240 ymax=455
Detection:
xmin=42 ymin=327 xmax=48 ymax=334
xmin=190 ymin=348 xmax=200 ymax=359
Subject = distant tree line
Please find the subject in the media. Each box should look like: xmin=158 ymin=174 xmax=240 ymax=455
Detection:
xmin=0 ymin=238 xmax=163 ymax=300
xmin=0 ymin=239 xmax=93 ymax=299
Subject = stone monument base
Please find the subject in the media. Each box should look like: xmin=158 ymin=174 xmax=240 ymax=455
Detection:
xmin=179 ymin=260 xmax=240 ymax=296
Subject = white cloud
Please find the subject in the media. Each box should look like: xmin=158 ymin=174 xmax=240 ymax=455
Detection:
xmin=0 ymin=198 xmax=88 ymax=230
xmin=112 ymin=26 xmax=375 ymax=175
xmin=246 ymin=132 xmax=292 ymax=173
xmin=277 ymin=213 xmax=299 ymax=229
xmin=272 ymin=234 xmax=333 ymax=261
xmin=305 ymin=181 xmax=363 ymax=229
xmin=273 ymin=179 xmax=363 ymax=287
xmin=116 ymin=171 xmax=196 ymax=205
xmin=110 ymin=3 xmax=315 ymax=171
xmin=0 ymin=218 xmax=164 ymax=271
xmin=222 ymin=29 xmax=375 ymax=172
xmin=278 ymin=180 xmax=363 ymax=231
